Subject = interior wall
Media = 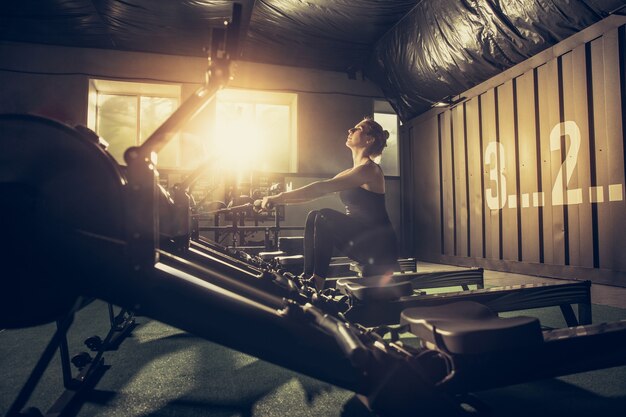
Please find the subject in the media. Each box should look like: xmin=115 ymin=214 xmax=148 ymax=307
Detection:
xmin=0 ymin=42 xmax=205 ymax=124
xmin=0 ymin=41 xmax=384 ymax=175
xmin=0 ymin=41 xmax=401 ymax=247
xmin=404 ymin=18 xmax=626 ymax=286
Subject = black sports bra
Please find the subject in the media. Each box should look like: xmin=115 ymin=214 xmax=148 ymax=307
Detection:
xmin=339 ymin=186 xmax=391 ymax=225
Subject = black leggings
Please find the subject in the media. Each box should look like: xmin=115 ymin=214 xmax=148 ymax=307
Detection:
xmin=303 ymin=208 xmax=398 ymax=278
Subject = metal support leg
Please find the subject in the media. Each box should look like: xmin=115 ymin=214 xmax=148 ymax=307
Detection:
xmin=559 ymin=304 xmax=579 ymax=327
xmin=578 ymin=302 xmax=593 ymax=325
xmin=6 ymin=315 xmax=74 ymax=416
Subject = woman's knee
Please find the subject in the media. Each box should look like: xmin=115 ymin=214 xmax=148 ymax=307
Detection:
xmin=304 ymin=210 xmax=320 ymax=231
xmin=318 ymin=208 xmax=339 ymax=217
xmin=315 ymin=208 xmax=340 ymax=230
xmin=306 ymin=210 xmax=320 ymax=221
xmin=317 ymin=208 xmax=345 ymax=225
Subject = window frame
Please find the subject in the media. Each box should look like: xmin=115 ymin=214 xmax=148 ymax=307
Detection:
xmin=88 ymin=79 xmax=181 ymax=166
xmin=373 ymin=100 xmax=400 ymax=177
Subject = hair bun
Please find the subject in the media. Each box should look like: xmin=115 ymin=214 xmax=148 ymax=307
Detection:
xmin=383 ymin=130 xmax=390 ymax=141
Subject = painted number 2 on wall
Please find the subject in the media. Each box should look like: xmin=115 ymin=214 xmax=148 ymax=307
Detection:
xmin=485 ymin=121 xmax=624 ymax=211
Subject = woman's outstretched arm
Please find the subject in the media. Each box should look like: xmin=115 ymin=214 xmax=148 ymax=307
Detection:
xmin=259 ymin=163 xmax=376 ymax=208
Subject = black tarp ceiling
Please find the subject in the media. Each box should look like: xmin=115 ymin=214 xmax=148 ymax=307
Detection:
xmin=366 ymin=0 xmax=626 ymax=121
xmin=1 ymin=0 xmax=625 ymax=121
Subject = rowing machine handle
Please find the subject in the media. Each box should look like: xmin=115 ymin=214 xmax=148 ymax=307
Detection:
xmin=253 ymin=199 xmax=275 ymax=212
xmin=303 ymin=304 xmax=370 ymax=368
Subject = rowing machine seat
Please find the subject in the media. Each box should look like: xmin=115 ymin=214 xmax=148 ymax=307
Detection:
xmin=350 ymin=258 xmax=418 ymax=278
xmin=275 ymin=254 xmax=304 ymax=275
xmin=336 ymin=276 xmax=414 ymax=302
xmin=400 ymin=301 xmax=543 ymax=355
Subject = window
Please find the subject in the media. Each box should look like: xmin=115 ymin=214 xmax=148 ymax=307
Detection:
xmin=373 ymin=101 xmax=400 ymax=176
xmin=88 ymin=80 xmax=181 ymax=166
xmin=210 ymin=89 xmax=297 ymax=173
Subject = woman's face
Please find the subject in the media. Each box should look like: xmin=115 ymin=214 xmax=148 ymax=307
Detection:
xmin=346 ymin=121 xmax=371 ymax=150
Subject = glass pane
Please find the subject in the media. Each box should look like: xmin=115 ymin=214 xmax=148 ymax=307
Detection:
xmin=96 ymin=94 xmax=137 ymax=164
xmin=140 ymin=96 xmax=179 ymax=167
xmin=373 ymin=112 xmax=399 ymax=176
xmin=256 ymin=104 xmax=290 ymax=172
xmin=213 ymin=102 xmax=258 ymax=171
xmin=213 ymin=96 xmax=293 ymax=175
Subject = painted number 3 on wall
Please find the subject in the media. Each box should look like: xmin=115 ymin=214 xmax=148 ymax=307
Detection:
xmin=485 ymin=121 xmax=624 ymax=210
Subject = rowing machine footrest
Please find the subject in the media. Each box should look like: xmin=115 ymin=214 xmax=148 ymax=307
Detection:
xmin=336 ymin=277 xmax=413 ymax=302
xmin=400 ymin=301 xmax=543 ymax=355
xmin=278 ymin=236 xmax=303 ymax=255
xmin=327 ymin=262 xmax=353 ymax=277
xmin=258 ymin=250 xmax=286 ymax=261
xmin=349 ymin=263 xmax=400 ymax=278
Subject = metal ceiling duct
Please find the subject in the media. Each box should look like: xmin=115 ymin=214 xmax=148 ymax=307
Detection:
xmin=365 ymin=0 xmax=626 ymax=122
xmin=242 ymin=0 xmax=417 ymax=73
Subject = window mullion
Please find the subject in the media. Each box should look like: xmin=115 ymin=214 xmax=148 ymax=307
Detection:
xmin=95 ymin=91 xmax=99 ymax=133
xmin=136 ymin=95 xmax=141 ymax=145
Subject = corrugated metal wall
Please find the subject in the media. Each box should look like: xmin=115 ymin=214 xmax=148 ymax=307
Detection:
xmin=407 ymin=22 xmax=626 ymax=286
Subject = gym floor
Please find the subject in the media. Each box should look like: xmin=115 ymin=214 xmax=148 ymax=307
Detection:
xmin=1 ymin=263 xmax=625 ymax=417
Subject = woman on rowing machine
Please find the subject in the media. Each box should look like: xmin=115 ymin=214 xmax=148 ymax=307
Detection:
xmin=255 ymin=117 xmax=398 ymax=290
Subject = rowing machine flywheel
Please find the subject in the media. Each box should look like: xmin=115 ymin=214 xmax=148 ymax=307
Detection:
xmin=0 ymin=115 xmax=127 ymax=328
